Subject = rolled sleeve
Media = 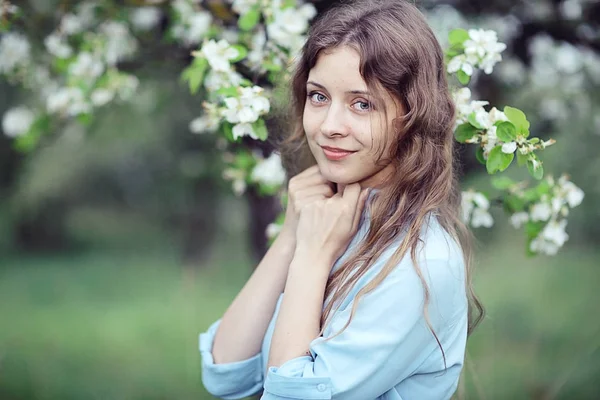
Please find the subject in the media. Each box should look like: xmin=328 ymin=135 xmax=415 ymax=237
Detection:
xmin=199 ymin=319 xmax=264 ymax=399
xmin=264 ymin=357 xmax=332 ymax=399
xmin=260 ymin=256 xmax=467 ymax=400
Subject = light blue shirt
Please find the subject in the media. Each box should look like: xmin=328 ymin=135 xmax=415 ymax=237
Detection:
xmin=199 ymin=205 xmax=468 ymax=400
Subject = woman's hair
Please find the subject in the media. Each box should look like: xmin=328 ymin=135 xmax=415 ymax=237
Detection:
xmin=277 ymin=0 xmax=484 ymax=358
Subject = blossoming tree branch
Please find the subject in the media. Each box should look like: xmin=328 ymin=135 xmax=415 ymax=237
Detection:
xmin=0 ymin=0 xmax=584 ymax=256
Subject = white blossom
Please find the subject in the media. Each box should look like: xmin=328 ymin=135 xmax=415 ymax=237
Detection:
xmin=266 ymin=222 xmax=282 ymax=240
xmin=69 ymin=52 xmax=104 ymax=80
xmin=44 ymin=33 xmax=73 ymax=59
xmin=530 ymin=202 xmax=552 ymax=222
xmin=187 ymin=13 xmax=212 ymax=44
xmin=100 ymin=21 xmax=138 ymax=65
xmin=501 ymin=141 xmax=517 ymax=154
xmin=221 ymin=86 xmax=270 ymax=125
xmin=223 ymin=167 xmax=247 ymax=196
xmin=130 ymin=7 xmax=162 ymax=31
xmin=266 ymin=4 xmax=316 ymax=52
xmin=1 ymin=1 xmax=19 ymax=15
xmin=251 ymin=153 xmax=286 ymax=187
xmin=0 ymin=32 xmax=31 ymax=73
xmin=91 ymin=88 xmax=115 ymax=106
xmin=510 ymin=212 xmax=529 ymax=229
xmin=471 ymin=208 xmax=494 ymax=228
xmin=190 ymin=102 xmax=221 ymax=134
xmin=557 ymin=176 xmax=584 ymax=208
xmin=122 ymin=75 xmax=140 ymax=99
xmin=204 ymin=69 xmax=243 ymax=92
xmin=447 ymin=54 xmax=474 ymax=76
xmin=464 ymin=29 xmax=507 ymax=74
xmin=60 ymin=13 xmax=84 ymax=35
xmin=530 ymin=219 xmax=569 ymax=255
xmin=232 ymin=123 xmax=258 ymax=140
xmin=171 ymin=1 xmax=212 ymax=45
xmin=46 ymin=87 xmax=90 ymax=116
xmin=231 ymin=0 xmax=259 ymax=15
xmin=453 ymin=88 xmax=488 ymax=125
xmin=2 ymin=106 xmax=35 ymax=137
xmin=461 ymin=190 xmax=494 ymax=228
xmin=201 ymin=39 xmax=239 ymax=72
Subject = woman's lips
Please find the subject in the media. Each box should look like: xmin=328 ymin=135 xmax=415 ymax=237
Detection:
xmin=321 ymin=146 xmax=356 ymax=161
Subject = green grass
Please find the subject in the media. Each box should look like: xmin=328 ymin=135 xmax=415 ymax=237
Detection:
xmin=0 ymin=228 xmax=598 ymax=399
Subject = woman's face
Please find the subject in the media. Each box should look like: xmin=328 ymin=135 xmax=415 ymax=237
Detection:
xmin=303 ymin=46 xmax=401 ymax=189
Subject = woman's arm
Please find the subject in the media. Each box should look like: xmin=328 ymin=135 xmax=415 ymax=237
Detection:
xmin=267 ymin=251 xmax=330 ymax=370
xmin=212 ymin=165 xmax=334 ymax=364
xmin=212 ymin=228 xmax=296 ymax=364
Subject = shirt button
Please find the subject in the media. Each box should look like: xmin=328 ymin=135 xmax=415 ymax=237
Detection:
xmin=317 ymin=383 xmax=327 ymax=392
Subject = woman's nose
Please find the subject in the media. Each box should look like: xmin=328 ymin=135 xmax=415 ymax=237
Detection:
xmin=320 ymin=103 xmax=350 ymax=138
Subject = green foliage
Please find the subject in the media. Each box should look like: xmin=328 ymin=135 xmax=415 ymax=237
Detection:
xmin=13 ymin=115 xmax=51 ymax=153
xmin=449 ymin=28 xmax=469 ymax=46
xmin=181 ymin=57 xmax=208 ymax=95
xmin=491 ymin=176 xmax=515 ymax=190
xmin=252 ymin=118 xmax=268 ymax=141
xmin=495 ymin=121 xmax=517 ymax=142
xmin=456 ymin=70 xmax=471 ymax=85
xmin=527 ymin=157 xmax=544 ymax=180
xmin=454 ymin=123 xmax=478 ymax=143
xmin=504 ymin=106 xmax=530 ymax=137
xmin=229 ymin=44 xmax=248 ymax=63
xmin=238 ymin=7 xmax=261 ymax=31
xmin=486 ymin=145 xmax=514 ymax=174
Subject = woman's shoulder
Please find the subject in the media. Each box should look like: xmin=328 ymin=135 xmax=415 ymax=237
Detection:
xmin=374 ymin=214 xmax=466 ymax=299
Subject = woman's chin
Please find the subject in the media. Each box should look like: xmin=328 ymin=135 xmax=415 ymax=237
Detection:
xmin=318 ymin=165 xmax=358 ymax=186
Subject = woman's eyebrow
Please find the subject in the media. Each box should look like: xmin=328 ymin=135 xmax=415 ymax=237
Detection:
xmin=307 ymin=80 xmax=371 ymax=96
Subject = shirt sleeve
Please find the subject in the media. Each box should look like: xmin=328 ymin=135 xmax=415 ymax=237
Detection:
xmin=199 ymin=319 xmax=264 ymax=399
xmin=261 ymin=256 xmax=468 ymax=400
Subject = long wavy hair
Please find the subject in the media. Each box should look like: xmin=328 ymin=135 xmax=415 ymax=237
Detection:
xmin=277 ymin=0 xmax=484 ymax=352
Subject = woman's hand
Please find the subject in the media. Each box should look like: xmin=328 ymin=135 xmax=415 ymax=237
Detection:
xmin=280 ymin=165 xmax=335 ymax=243
xmin=295 ymin=183 xmax=369 ymax=270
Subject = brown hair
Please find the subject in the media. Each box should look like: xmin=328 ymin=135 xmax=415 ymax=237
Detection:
xmin=277 ymin=0 xmax=484 ymax=358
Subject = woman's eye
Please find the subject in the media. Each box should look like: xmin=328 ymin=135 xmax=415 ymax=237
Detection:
xmin=353 ymin=100 xmax=372 ymax=111
xmin=308 ymin=92 xmax=328 ymax=103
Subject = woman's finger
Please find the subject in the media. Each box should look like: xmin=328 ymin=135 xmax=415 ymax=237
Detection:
xmin=296 ymin=184 xmax=334 ymax=200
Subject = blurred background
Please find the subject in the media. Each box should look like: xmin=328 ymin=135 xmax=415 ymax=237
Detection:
xmin=1 ymin=0 xmax=599 ymax=399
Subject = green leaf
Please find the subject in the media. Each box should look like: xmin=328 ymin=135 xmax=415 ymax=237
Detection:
xmin=449 ymin=29 xmax=469 ymax=46
xmin=467 ymin=112 xmax=485 ymax=130
xmin=516 ymin=151 xmax=527 ymax=166
xmin=229 ymin=45 xmax=248 ymax=63
xmin=264 ymin=61 xmax=282 ymax=72
xmin=535 ymin=180 xmax=551 ymax=196
xmin=252 ymin=118 xmax=268 ymax=141
xmin=457 ymin=70 xmax=470 ymax=85
xmin=475 ymin=146 xmax=486 ymax=165
xmin=238 ymin=7 xmax=261 ymax=31
xmin=504 ymin=106 xmax=530 ymax=136
xmin=491 ymin=176 xmax=515 ymax=190
xmin=12 ymin=115 xmax=50 ymax=153
xmin=77 ymin=113 xmax=93 ymax=126
xmin=525 ymin=221 xmax=545 ymax=238
xmin=181 ymin=57 xmax=208 ymax=94
xmin=486 ymin=145 xmax=514 ymax=174
xmin=495 ymin=121 xmax=517 ymax=142
xmin=527 ymin=158 xmax=544 ymax=180
xmin=505 ymin=195 xmax=526 ymax=213
xmin=216 ymin=86 xmax=238 ymax=98
xmin=222 ymin=122 xmax=235 ymax=142
xmin=236 ymin=151 xmax=256 ymax=170
xmin=454 ymin=123 xmax=478 ymax=143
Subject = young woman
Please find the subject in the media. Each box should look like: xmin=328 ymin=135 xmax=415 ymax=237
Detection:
xmin=200 ymin=0 xmax=484 ymax=398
